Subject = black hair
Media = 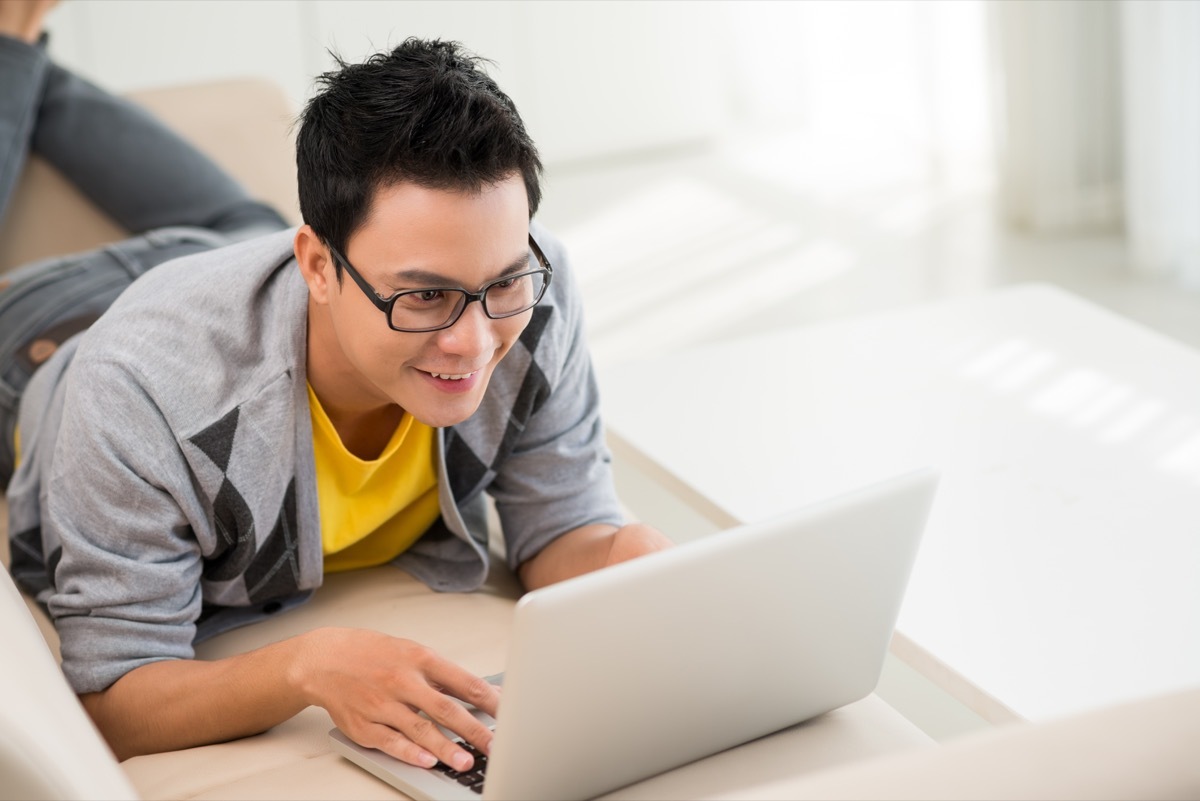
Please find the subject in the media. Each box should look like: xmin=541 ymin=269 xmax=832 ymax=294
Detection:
xmin=296 ymin=38 xmax=543 ymax=265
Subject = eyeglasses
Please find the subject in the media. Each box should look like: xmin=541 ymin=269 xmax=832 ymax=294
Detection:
xmin=328 ymin=235 xmax=553 ymax=333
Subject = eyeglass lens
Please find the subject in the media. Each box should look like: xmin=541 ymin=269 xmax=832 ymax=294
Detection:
xmin=389 ymin=267 xmax=548 ymax=331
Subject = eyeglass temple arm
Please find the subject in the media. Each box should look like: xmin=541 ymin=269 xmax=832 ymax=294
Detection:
xmin=328 ymin=244 xmax=392 ymax=311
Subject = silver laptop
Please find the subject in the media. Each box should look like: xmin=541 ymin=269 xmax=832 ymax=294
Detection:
xmin=330 ymin=467 xmax=938 ymax=801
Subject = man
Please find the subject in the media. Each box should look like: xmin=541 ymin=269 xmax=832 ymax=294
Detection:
xmin=1 ymin=7 xmax=670 ymax=774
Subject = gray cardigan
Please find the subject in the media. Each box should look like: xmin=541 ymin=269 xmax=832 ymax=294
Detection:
xmin=5 ymin=225 xmax=624 ymax=694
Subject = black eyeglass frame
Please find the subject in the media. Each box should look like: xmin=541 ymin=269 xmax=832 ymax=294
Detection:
xmin=327 ymin=234 xmax=554 ymax=333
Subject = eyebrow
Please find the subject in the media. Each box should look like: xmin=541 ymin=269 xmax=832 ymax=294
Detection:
xmin=383 ymin=251 xmax=531 ymax=290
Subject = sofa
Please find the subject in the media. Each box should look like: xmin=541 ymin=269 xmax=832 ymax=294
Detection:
xmin=1 ymin=78 xmax=1198 ymax=801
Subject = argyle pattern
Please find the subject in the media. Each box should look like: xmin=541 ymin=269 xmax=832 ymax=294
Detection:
xmin=7 ymin=523 xmax=50 ymax=599
xmin=188 ymin=406 xmax=301 ymax=604
xmin=444 ymin=305 xmax=553 ymax=505
xmin=8 ymin=282 xmax=566 ymax=622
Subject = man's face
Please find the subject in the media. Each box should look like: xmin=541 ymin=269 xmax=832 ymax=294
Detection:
xmin=309 ymin=174 xmax=534 ymax=428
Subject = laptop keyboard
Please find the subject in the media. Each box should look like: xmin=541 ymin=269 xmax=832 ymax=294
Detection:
xmin=433 ymin=742 xmax=489 ymax=794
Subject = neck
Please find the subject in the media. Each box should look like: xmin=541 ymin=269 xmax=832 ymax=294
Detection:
xmin=324 ymin=403 xmax=405 ymax=461
xmin=306 ymin=297 xmax=405 ymax=460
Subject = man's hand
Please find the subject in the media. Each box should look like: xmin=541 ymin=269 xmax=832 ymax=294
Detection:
xmin=518 ymin=522 xmax=674 ymax=590
xmin=80 ymin=627 xmax=499 ymax=771
xmin=290 ymin=628 xmax=499 ymax=772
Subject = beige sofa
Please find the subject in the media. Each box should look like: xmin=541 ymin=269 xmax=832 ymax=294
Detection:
xmin=2 ymin=79 xmax=1198 ymax=801
xmin=0 ymin=78 xmax=299 ymax=272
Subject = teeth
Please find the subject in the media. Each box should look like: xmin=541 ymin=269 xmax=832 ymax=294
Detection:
xmin=431 ymin=372 xmax=475 ymax=380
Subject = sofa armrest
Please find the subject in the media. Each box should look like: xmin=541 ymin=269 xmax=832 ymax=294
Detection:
xmin=775 ymin=686 xmax=1200 ymax=800
xmin=1 ymin=561 xmax=137 ymax=800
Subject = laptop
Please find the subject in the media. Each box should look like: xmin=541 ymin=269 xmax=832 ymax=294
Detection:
xmin=329 ymin=467 xmax=938 ymax=800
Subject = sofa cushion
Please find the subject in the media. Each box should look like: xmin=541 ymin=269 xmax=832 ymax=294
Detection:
xmin=122 ymin=563 xmax=523 ymax=800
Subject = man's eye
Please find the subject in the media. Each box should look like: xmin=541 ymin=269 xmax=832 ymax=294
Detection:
xmin=397 ymin=289 xmax=447 ymax=308
xmin=491 ymin=277 xmax=518 ymax=291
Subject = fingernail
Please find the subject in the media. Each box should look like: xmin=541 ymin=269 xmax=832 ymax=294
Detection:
xmin=453 ymin=752 xmax=472 ymax=771
xmin=418 ymin=751 xmax=438 ymax=768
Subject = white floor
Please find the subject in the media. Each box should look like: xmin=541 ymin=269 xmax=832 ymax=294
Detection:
xmin=538 ymin=135 xmax=1200 ymax=369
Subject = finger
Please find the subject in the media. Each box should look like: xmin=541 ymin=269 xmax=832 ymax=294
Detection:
xmin=397 ymin=707 xmax=480 ymax=772
xmin=425 ymin=662 xmax=502 ymax=718
xmin=414 ymin=689 xmax=496 ymax=755
xmin=352 ymin=720 xmax=439 ymax=769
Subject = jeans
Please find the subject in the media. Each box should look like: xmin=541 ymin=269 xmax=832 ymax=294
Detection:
xmin=0 ymin=33 xmax=289 ymax=486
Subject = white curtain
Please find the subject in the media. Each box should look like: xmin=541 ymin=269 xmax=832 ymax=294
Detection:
xmin=725 ymin=0 xmax=991 ymax=193
xmin=1120 ymin=1 xmax=1200 ymax=285
xmin=990 ymin=0 xmax=1200 ymax=286
xmin=989 ymin=0 xmax=1123 ymax=231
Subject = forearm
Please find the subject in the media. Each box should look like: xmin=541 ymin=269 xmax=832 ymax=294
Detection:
xmin=518 ymin=522 xmax=674 ymax=590
xmin=79 ymin=625 xmax=502 ymax=772
xmin=80 ymin=633 xmax=312 ymax=760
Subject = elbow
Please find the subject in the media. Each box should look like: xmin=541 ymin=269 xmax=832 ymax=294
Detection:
xmin=79 ymin=689 xmax=137 ymax=761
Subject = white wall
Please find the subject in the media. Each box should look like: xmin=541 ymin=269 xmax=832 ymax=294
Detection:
xmin=44 ymin=1 xmax=988 ymax=175
xmin=44 ymin=0 xmax=731 ymax=168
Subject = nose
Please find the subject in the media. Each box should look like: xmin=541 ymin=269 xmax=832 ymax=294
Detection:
xmin=434 ymin=299 xmax=494 ymax=357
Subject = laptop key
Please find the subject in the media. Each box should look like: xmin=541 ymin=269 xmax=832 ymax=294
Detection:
xmin=435 ymin=740 xmax=490 ymax=795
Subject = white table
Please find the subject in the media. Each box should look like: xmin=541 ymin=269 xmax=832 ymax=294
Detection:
xmin=598 ymin=284 xmax=1200 ymax=725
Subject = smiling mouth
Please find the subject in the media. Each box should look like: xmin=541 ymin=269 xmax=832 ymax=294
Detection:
xmin=424 ymin=370 xmax=477 ymax=381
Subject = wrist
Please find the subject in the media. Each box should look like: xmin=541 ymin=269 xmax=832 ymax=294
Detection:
xmin=282 ymin=628 xmax=328 ymax=707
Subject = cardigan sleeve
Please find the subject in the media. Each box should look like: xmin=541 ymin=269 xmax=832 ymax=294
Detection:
xmin=45 ymin=354 xmax=204 ymax=693
xmin=484 ymin=227 xmax=627 ymax=572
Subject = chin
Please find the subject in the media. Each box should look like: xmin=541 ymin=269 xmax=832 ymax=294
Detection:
xmin=416 ymin=407 xmax=478 ymax=429
xmin=406 ymin=391 xmax=488 ymax=429
xmin=388 ymin=365 xmax=497 ymax=428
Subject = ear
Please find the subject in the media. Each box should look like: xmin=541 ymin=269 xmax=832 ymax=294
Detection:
xmin=294 ymin=225 xmax=336 ymax=305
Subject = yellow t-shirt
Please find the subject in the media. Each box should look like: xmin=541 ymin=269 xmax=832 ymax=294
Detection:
xmin=308 ymin=384 xmax=440 ymax=573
